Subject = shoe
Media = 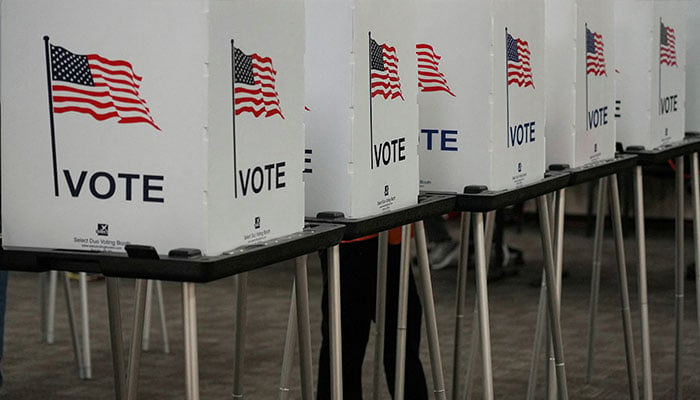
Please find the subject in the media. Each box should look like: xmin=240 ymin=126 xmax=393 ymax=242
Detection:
xmin=430 ymin=241 xmax=460 ymax=270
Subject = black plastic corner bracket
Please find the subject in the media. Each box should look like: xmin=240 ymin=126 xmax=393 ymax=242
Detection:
xmin=463 ymin=185 xmax=488 ymax=194
xmin=316 ymin=211 xmax=345 ymax=219
xmin=125 ymin=244 xmax=160 ymax=260
xmin=548 ymin=164 xmax=570 ymax=171
xmin=168 ymin=248 xmax=202 ymax=258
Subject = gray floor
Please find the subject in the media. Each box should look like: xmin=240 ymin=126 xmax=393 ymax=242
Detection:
xmin=1 ymin=215 xmax=699 ymax=399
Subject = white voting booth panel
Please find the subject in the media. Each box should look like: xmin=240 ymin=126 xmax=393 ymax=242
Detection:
xmin=304 ymin=0 xmax=419 ymax=219
xmin=614 ymin=0 xmax=687 ymax=150
xmin=545 ymin=0 xmax=615 ymax=168
xmin=417 ymin=0 xmax=545 ymax=193
xmin=1 ymin=0 xmax=305 ymax=256
xmin=686 ymin=2 xmax=700 ymax=132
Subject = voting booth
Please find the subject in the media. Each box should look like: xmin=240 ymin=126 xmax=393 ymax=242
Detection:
xmin=304 ymin=0 xmax=419 ymax=219
xmin=545 ymin=0 xmax=616 ymax=168
xmin=1 ymin=0 xmax=306 ymax=256
xmin=417 ymin=0 xmax=545 ymax=193
xmin=614 ymin=0 xmax=687 ymax=150
xmin=686 ymin=2 xmax=700 ymax=132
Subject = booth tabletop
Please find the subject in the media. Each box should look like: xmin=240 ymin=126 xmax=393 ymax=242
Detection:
xmin=305 ymin=193 xmax=456 ymax=241
xmin=449 ymin=173 xmax=571 ymax=213
xmin=0 ymin=223 xmax=345 ymax=283
xmin=622 ymin=135 xmax=700 ymax=166
xmin=553 ymin=154 xmax=639 ymax=187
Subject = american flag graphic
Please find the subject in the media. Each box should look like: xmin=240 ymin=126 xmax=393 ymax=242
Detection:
xmin=506 ymin=32 xmax=534 ymax=88
xmin=49 ymin=44 xmax=160 ymax=130
xmin=233 ymin=47 xmax=284 ymax=119
xmin=370 ymin=37 xmax=404 ymax=100
xmin=660 ymin=20 xmax=677 ymax=67
xmin=416 ymin=43 xmax=455 ymax=97
xmin=586 ymin=27 xmax=607 ymax=76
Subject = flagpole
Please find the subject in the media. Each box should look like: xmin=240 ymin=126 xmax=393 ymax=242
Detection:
xmin=369 ymin=31 xmax=374 ymax=170
xmin=231 ymin=39 xmax=239 ymax=198
xmin=585 ymin=24 xmax=589 ymax=131
xmin=43 ymin=36 xmax=60 ymax=197
xmin=505 ymin=27 xmax=510 ymax=148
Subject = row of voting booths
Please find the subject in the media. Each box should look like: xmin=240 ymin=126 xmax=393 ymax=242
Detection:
xmin=0 ymin=0 xmax=698 ymax=398
xmin=0 ymin=0 xmax=689 ymax=258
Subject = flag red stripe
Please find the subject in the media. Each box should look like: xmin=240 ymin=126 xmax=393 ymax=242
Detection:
xmin=54 ymin=106 xmax=119 ymax=120
xmin=235 ymin=105 xmax=283 ymax=119
xmin=418 ymin=64 xmax=441 ymax=74
xmin=87 ymin=54 xmax=143 ymax=81
xmin=371 ymin=89 xmax=403 ymax=99
xmin=118 ymin=116 xmax=161 ymax=129
xmin=52 ymin=94 xmax=155 ymax=119
xmin=418 ymin=84 xmax=455 ymax=97
xmin=92 ymin=73 xmax=140 ymax=92
xmin=88 ymin=63 xmax=142 ymax=88
xmin=54 ymin=105 xmax=160 ymax=130
xmin=53 ymin=85 xmax=152 ymax=111
xmin=234 ymin=87 xmax=282 ymax=104
xmin=234 ymin=96 xmax=281 ymax=108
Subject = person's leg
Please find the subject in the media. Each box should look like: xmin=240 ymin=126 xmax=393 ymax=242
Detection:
xmin=382 ymin=244 xmax=429 ymax=400
xmin=425 ymin=216 xmax=459 ymax=270
xmin=424 ymin=215 xmax=451 ymax=244
xmin=317 ymin=239 xmax=378 ymax=399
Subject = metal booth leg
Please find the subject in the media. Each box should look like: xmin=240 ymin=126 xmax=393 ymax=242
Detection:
xmin=47 ymin=270 xmax=58 ymax=343
xmin=586 ymin=177 xmax=608 ymax=383
xmin=692 ymin=152 xmax=700 ymax=391
xmin=464 ymin=211 xmax=496 ymax=400
xmin=528 ymin=189 xmax=570 ymax=400
xmin=633 ymin=165 xmax=653 ymax=399
xmin=61 ymin=271 xmax=85 ymax=379
xmin=608 ymin=174 xmax=640 ymax=399
xmin=525 ymin=190 xmax=564 ymax=400
xmin=278 ymin=282 xmax=298 ymax=400
xmin=79 ymin=272 xmax=92 ymax=379
xmin=106 ymin=277 xmax=127 ymax=400
xmin=142 ymin=280 xmax=170 ymax=354
xmin=126 ymin=279 xmax=149 ymax=400
xmin=278 ymin=256 xmax=315 ymax=400
xmin=452 ymin=212 xmax=471 ymax=400
xmin=373 ymin=231 xmax=389 ymax=400
xmin=143 ymin=280 xmax=153 ymax=351
xmin=546 ymin=190 xmax=566 ymax=400
xmin=536 ymin=195 xmax=568 ymax=400
xmin=232 ymin=273 xmax=248 ymax=399
xmin=470 ymin=212 xmax=494 ymax=399
xmin=674 ymin=156 xmax=685 ymax=400
xmin=155 ymin=281 xmax=170 ymax=354
xmin=327 ymin=245 xmax=343 ymax=400
xmin=183 ymin=282 xmax=200 ymax=400
xmin=526 ymin=267 xmax=546 ymax=400
xmin=415 ymin=220 xmax=447 ymax=400
xmin=393 ymin=225 xmax=412 ymax=400
xmin=40 ymin=272 xmax=49 ymax=342
xmin=294 ymin=255 xmax=315 ymax=400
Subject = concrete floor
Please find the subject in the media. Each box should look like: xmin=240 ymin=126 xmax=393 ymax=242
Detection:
xmin=1 ymin=215 xmax=699 ymax=399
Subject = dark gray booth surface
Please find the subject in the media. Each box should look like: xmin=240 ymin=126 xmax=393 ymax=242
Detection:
xmin=1 ymin=217 xmax=698 ymax=398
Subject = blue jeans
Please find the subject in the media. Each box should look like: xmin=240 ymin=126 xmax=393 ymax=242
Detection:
xmin=0 ymin=270 xmax=7 ymax=361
